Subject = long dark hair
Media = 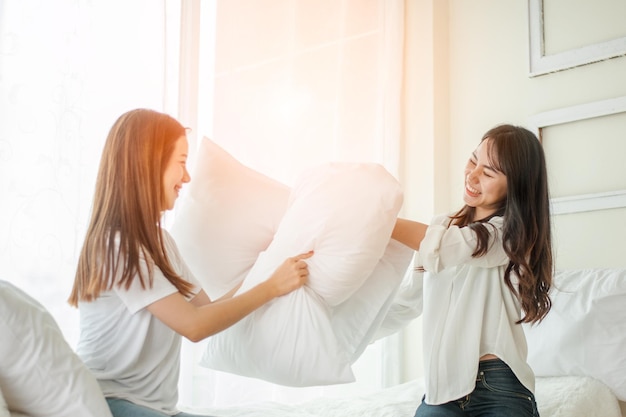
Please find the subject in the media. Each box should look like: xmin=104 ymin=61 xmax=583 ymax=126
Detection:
xmin=450 ymin=124 xmax=553 ymax=324
xmin=69 ymin=109 xmax=195 ymax=306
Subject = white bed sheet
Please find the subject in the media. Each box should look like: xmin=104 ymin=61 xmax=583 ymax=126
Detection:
xmin=183 ymin=376 xmax=622 ymax=417
xmin=6 ymin=376 xmax=619 ymax=417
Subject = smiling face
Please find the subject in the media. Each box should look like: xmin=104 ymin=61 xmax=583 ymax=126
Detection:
xmin=162 ymin=134 xmax=191 ymax=211
xmin=463 ymin=138 xmax=508 ymax=221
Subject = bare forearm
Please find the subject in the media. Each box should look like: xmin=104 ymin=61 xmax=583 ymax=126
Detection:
xmin=216 ymin=281 xmax=243 ymax=301
xmin=147 ymin=281 xmax=278 ymax=342
xmin=391 ymin=218 xmax=428 ymax=251
xmin=190 ymin=281 xmax=277 ymax=341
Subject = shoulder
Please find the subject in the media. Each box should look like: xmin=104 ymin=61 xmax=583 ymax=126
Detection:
xmin=161 ymin=228 xmax=176 ymax=244
xmin=430 ymin=213 xmax=452 ymax=227
xmin=430 ymin=213 xmax=503 ymax=229
xmin=160 ymin=228 xmax=182 ymax=257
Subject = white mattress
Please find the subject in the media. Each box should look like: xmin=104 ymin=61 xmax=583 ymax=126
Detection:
xmin=182 ymin=376 xmax=622 ymax=417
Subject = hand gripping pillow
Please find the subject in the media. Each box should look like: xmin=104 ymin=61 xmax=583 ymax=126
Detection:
xmin=170 ymin=137 xmax=290 ymax=299
xmin=202 ymin=163 xmax=408 ymax=386
xmin=523 ymin=268 xmax=626 ymax=401
xmin=0 ymin=281 xmax=113 ymax=417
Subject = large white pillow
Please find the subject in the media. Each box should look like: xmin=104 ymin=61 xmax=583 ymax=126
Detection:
xmin=238 ymin=162 xmax=404 ymax=306
xmin=0 ymin=281 xmax=113 ymax=417
xmin=171 ymin=139 xmax=412 ymax=385
xmin=202 ymin=240 xmax=413 ymax=387
xmin=170 ymin=137 xmax=290 ymax=299
xmin=202 ymin=162 xmax=408 ymax=386
xmin=331 ymin=239 xmax=415 ymax=360
xmin=203 ymin=283 xmax=353 ymax=386
xmin=370 ymin=255 xmax=424 ymax=342
xmin=523 ymin=268 xmax=626 ymax=401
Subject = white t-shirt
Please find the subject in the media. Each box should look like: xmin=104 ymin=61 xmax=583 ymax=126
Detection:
xmin=419 ymin=213 xmax=535 ymax=405
xmin=76 ymin=229 xmax=201 ymax=415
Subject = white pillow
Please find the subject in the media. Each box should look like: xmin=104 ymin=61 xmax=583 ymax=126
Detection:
xmin=170 ymin=137 xmax=290 ymax=299
xmin=371 ymin=253 xmax=424 ymax=341
xmin=203 ymin=283 xmax=354 ymax=386
xmin=202 ymin=162 xmax=408 ymax=386
xmin=171 ymin=140 xmax=411 ymax=385
xmin=331 ymin=239 xmax=415 ymax=360
xmin=238 ymin=162 xmax=405 ymax=306
xmin=202 ymin=241 xmax=413 ymax=386
xmin=523 ymin=268 xmax=626 ymax=401
xmin=0 ymin=281 xmax=113 ymax=417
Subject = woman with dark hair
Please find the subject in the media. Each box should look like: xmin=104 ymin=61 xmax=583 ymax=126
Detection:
xmin=68 ymin=108 xmax=313 ymax=416
xmin=392 ymin=124 xmax=552 ymax=417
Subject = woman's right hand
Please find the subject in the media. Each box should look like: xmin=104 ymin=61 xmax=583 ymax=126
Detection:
xmin=266 ymin=251 xmax=314 ymax=297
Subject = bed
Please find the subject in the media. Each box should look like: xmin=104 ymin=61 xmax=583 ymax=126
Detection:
xmin=180 ymin=376 xmax=622 ymax=417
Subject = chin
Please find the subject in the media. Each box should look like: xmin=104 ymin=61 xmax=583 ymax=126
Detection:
xmin=462 ymin=196 xmax=475 ymax=207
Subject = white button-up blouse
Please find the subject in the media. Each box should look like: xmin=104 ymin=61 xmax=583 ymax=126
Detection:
xmin=419 ymin=213 xmax=535 ymax=405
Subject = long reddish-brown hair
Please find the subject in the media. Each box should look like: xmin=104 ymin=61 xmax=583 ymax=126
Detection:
xmin=450 ymin=124 xmax=553 ymax=324
xmin=68 ymin=109 xmax=194 ymax=306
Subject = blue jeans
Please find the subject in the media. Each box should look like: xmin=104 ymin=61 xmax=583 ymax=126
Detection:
xmin=107 ymin=398 xmax=213 ymax=417
xmin=414 ymin=359 xmax=539 ymax=417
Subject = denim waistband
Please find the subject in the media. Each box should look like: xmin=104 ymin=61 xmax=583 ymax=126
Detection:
xmin=478 ymin=358 xmax=509 ymax=372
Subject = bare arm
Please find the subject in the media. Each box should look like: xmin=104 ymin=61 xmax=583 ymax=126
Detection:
xmin=391 ymin=218 xmax=429 ymax=251
xmin=189 ymin=280 xmax=243 ymax=307
xmin=148 ymin=251 xmax=313 ymax=342
xmin=189 ymin=289 xmax=211 ymax=307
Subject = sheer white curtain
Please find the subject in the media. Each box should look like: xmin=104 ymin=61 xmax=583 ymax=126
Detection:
xmin=177 ymin=0 xmax=406 ymax=408
xmin=0 ymin=0 xmax=181 ymax=345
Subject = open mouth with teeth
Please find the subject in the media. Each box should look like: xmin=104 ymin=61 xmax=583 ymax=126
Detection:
xmin=465 ymin=183 xmax=480 ymax=197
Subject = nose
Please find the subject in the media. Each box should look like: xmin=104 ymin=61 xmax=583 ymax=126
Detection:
xmin=467 ymin=166 xmax=480 ymax=183
xmin=183 ymin=167 xmax=191 ymax=183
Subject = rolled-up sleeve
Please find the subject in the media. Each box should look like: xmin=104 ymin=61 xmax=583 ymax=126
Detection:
xmin=420 ymin=214 xmax=508 ymax=273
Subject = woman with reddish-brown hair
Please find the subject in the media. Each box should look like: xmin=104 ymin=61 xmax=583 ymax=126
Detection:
xmin=68 ymin=108 xmax=313 ymax=417
xmin=392 ymin=124 xmax=553 ymax=417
